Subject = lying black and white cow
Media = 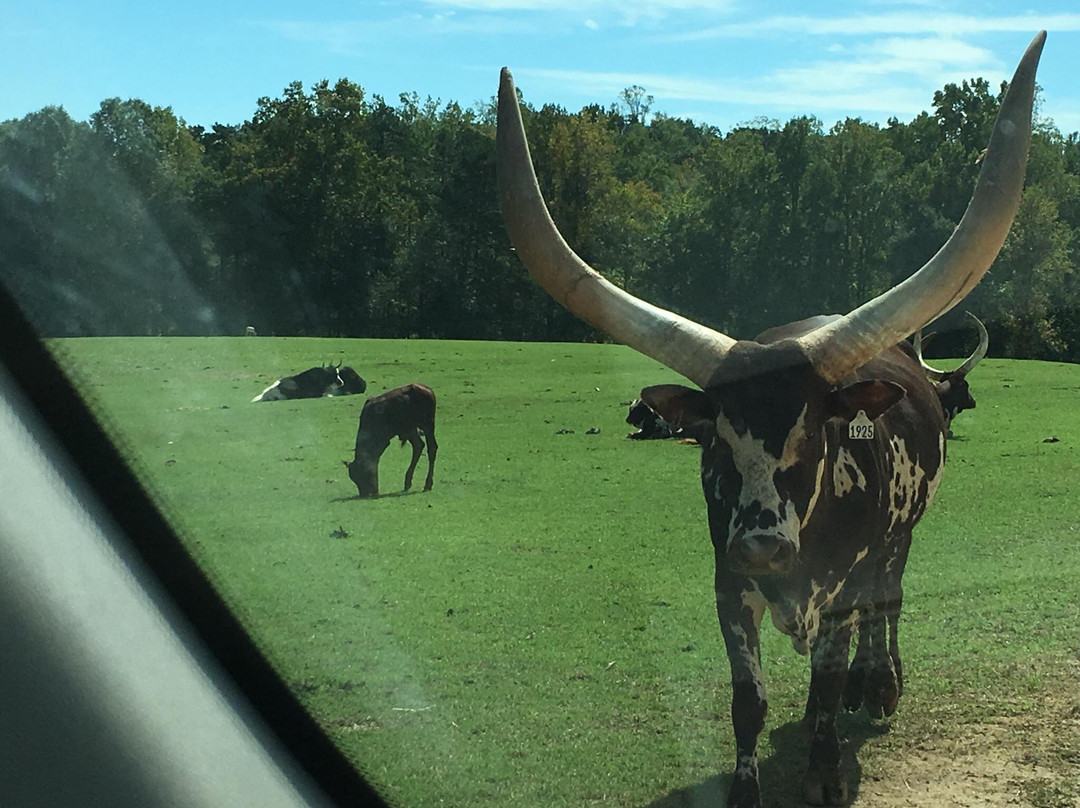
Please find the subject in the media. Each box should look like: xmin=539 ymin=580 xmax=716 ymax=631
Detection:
xmin=252 ymin=363 xmax=369 ymax=402
xmin=253 ymin=363 xmax=347 ymax=402
xmin=626 ymin=398 xmax=680 ymax=439
xmin=329 ymin=366 xmax=368 ymax=397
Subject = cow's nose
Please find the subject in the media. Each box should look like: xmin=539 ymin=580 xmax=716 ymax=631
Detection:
xmin=731 ymin=533 xmax=795 ymax=575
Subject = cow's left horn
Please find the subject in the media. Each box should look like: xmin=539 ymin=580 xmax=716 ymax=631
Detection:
xmin=497 ymin=68 xmax=735 ymax=389
xmin=913 ymin=330 xmax=946 ymax=381
xmin=797 ymin=31 xmax=1044 ymax=384
xmin=915 ymin=313 xmax=987 ymax=380
xmin=955 ymin=312 xmax=990 ymax=376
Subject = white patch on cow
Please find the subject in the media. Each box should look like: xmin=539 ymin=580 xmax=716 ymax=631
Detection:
xmin=739 ymin=586 xmax=768 ymax=625
xmin=802 ymin=431 xmax=828 ymax=529
xmin=714 ymin=405 xmax=810 ymax=551
xmin=251 ymin=379 xmax=286 ymax=402
xmin=766 ymin=550 xmax=867 ymax=655
xmin=778 ymin=405 xmax=810 ymax=471
xmin=887 ymin=434 xmax=939 ymax=531
xmin=924 ymin=433 xmax=946 ymax=509
xmin=728 ymin=587 xmax=768 ymax=701
xmin=832 ymin=445 xmax=867 ymax=498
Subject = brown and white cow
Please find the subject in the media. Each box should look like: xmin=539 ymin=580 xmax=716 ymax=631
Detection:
xmin=496 ymin=31 xmax=1043 ymax=808
xmin=345 ymin=383 xmax=438 ymax=498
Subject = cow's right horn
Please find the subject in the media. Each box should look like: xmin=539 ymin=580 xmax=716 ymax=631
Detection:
xmin=797 ymin=31 xmax=1044 ymax=384
xmin=496 ymin=68 xmax=736 ymax=389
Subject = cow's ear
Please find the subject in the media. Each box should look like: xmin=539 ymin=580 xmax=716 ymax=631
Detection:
xmin=641 ymin=384 xmax=715 ymax=430
xmin=827 ymin=379 xmax=906 ymax=421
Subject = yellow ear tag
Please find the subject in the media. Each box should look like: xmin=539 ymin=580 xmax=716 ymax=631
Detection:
xmin=848 ymin=410 xmax=875 ymax=440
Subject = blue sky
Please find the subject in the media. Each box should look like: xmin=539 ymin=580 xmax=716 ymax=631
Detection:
xmin=3 ymin=1 xmax=1079 ymax=135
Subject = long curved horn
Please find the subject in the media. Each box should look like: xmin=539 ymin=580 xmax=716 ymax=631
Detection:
xmin=913 ymin=329 xmax=946 ymax=382
xmin=955 ymin=311 xmax=989 ymax=376
xmin=496 ymin=68 xmax=735 ymax=389
xmin=797 ymin=31 xmax=1044 ymax=384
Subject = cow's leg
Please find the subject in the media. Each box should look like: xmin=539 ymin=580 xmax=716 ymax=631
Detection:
xmin=842 ymin=614 xmax=871 ymax=712
xmin=886 ymin=596 xmax=903 ymax=699
xmin=803 ymin=613 xmax=854 ymax=806
xmin=840 ymin=608 xmax=897 ymax=719
xmin=882 ymin=531 xmax=911 ymax=703
xmin=403 ymin=431 xmax=423 ymax=491
xmin=422 ymin=428 xmax=438 ymax=492
xmin=718 ymin=587 xmax=767 ymax=808
xmin=860 ymin=606 xmax=899 ymax=718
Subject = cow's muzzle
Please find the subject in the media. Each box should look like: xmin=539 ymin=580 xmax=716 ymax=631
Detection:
xmin=728 ymin=533 xmax=797 ymax=576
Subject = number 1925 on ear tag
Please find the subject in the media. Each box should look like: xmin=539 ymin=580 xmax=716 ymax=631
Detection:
xmin=849 ymin=410 xmax=875 ymax=440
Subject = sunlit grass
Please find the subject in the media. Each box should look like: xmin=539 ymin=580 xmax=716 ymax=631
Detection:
xmin=53 ymin=338 xmax=1080 ymax=807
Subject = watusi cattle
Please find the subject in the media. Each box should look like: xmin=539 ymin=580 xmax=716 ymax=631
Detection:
xmin=328 ymin=366 xmax=368 ymax=396
xmin=251 ymin=363 xmax=344 ymax=402
xmin=626 ymin=398 xmax=680 ymax=440
xmin=845 ymin=315 xmax=990 ymax=698
xmin=914 ymin=312 xmax=989 ymax=431
xmin=345 ymin=383 xmax=438 ymax=498
xmin=496 ymin=30 xmax=1043 ymax=808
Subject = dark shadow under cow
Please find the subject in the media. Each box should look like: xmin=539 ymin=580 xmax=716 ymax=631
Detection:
xmin=345 ymin=383 xmax=437 ymax=498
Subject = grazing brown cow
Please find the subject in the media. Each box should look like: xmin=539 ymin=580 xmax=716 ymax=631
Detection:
xmin=496 ymin=31 xmax=1043 ymax=808
xmin=345 ymin=384 xmax=438 ymax=498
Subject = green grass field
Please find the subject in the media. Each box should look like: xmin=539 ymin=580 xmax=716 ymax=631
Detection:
xmin=52 ymin=337 xmax=1080 ymax=807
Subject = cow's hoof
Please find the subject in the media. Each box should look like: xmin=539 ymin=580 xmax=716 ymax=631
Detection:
xmin=843 ymin=663 xmax=867 ymax=711
xmin=725 ymin=777 xmax=761 ymax=808
xmin=803 ymin=769 xmax=849 ymax=806
xmin=864 ymin=667 xmax=900 ymax=718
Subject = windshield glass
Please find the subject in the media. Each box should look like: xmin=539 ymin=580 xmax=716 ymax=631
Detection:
xmin=3 ymin=9 xmax=1078 ymax=808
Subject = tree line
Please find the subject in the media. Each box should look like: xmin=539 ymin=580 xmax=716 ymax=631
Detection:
xmin=2 ymin=76 xmax=1078 ymax=360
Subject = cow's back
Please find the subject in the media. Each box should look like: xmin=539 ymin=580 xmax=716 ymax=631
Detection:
xmin=359 ymin=383 xmax=436 ymax=442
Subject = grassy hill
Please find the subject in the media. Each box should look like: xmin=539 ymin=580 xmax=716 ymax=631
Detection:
xmin=52 ymin=337 xmax=1080 ymax=807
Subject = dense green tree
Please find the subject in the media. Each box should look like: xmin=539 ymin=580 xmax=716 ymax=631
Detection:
xmin=3 ymin=72 xmax=1079 ymax=359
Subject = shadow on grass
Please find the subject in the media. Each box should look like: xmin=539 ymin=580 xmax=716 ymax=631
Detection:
xmin=643 ymin=712 xmax=890 ymax=808
xmin=330 ymin=489 xmax=425 ymax=503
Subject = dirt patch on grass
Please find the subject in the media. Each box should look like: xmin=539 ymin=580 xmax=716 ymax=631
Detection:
xmin=854 ymin=689 xmax=1080 ymax=808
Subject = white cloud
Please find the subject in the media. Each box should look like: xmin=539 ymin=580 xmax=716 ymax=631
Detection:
xmin=420 ymin=0 xmax=735 ymax=10
xmin=417 ymin=0 xmax=737 ymax=25
xmin=678 ymin=12 xmax=1080 ymax=40
xmin=517 ymin=65 xmax=927 ymax=116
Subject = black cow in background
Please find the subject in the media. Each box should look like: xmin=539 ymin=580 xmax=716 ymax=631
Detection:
xmin=914 ymin=312 xmax=988 ymax=433
xmin=626 ymin=398 xmax=680 ymax=439
xmin=330 ymin=366 xmax=368 ymax=396
xmin=252 ymin=363 xmax=343 ymax=402
xmin=345 ymin=383 xmax=437 ymax=498
xmin=252 ymin=362 xmax=367 ymax=402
